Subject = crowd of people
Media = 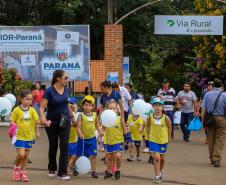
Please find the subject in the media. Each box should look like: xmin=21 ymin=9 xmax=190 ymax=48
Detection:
xmin=8 ymin=69 xmax=226 ymax=184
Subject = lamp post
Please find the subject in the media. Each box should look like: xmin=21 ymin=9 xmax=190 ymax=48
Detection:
xmin=114 ymin=0 xmax=162 ymax=25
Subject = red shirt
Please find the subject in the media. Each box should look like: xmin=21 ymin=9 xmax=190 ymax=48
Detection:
xmin=32 ymin=89 xmax=44 ymax=105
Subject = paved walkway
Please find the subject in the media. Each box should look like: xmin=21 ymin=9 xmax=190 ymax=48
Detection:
xmin=0 ymin=126 xmax=225 ymax=185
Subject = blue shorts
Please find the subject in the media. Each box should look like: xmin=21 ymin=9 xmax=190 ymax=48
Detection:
xmin=106 ymin=143 xmax=123 ymax=153
xmin=124 ymin=132 xmax=132 ymax=142
xmin=68 ymin=142 xmax=77 ymax=156
xmin=14 ymin=140 xmax=33 ymax=149
xmin=129 ymin=140 xmax=141 ymax=147
xmin=145 ymin=140 xmax=149 ymax=148
xmin=149 ymin=142 xmax=168 ymax=154
xmin=103 ymin=143 xmax=107 ymax=151
xmin=76 ymin=137 xmax=97 ymax=157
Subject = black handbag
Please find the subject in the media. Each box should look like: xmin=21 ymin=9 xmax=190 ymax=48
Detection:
xmin=204 ymin=91 xmax=223 ymax=127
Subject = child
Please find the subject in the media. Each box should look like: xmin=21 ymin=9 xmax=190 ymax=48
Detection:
xmin=10 ymin=90 xmax=39 ymax=182
xmin=74 ymin=95 xmax=103 ymax=178
xmin=127 ymin=114 xmax=144 ymax=161
xmin=146 ymin=97 xmax=172 ymax=184
xmin=67 ymin=98 xmax=78 ymax=171
xmin=102 ymin=100 xmax=126 ymax=180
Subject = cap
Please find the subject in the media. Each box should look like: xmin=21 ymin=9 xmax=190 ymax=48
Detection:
xmin=82 ymin=95 xmax=95 ymax=105
xmin=208 ymin=81 xmax=214 ymax=85
xmin=68 ymin=97 xmax=77 ymax=104
xmin=162 ymin=78 xmax=169 ymax=84
xmin=151 ymin=97 xmax=164 ymax=105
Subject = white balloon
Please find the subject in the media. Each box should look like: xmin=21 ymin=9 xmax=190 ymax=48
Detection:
xmin=132 ymin=99 xmax=145 ymax=115
xmin=75 ymin=156 xmax=91 ymax=175
xmin=0 ymin=97 xmax=13 ymax=116
xmin=4 ymin=93 xmax=16 ymax=107
xmin=139 ymin=103 xmax=154 ymax=120
xmin=101 ymin=110 xmax=117 ymax=128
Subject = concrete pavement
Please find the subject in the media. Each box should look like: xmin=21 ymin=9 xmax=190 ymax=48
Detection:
xmin=0 ymin=126 xmax=225 ymax=185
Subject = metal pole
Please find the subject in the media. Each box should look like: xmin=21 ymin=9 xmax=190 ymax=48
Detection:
xmin=114 ymin=0 xmax=162 ymax=25
xmin=108 ymin=0 xmax=113 ymax=24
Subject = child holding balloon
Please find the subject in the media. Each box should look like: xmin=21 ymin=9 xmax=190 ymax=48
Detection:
xmin=126 ymin=114 xmax=144 ymax=162
xmin=75 ymin=95 xmax=103 ymax=178
xmin=10 ymin=90 xmax=39 ymax=182
xmin=146 ymin=97 xmax=172 ymax=184
xmin=101 ymin=100 xmax=126 ymax=180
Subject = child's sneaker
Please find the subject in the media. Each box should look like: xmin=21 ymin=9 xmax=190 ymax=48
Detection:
xmin=12 ymin=167 xmax=21 ymax=181
xmin=115 ymin=170 xmax=120 ymax=180
xmin=160 ymin=171 xmax=164 ymax=181
xmin=137 ymin=157 xmax=142 ymax=161
xmin=91 ymin=171 xmax=98 ymax=178
xmin=154 ymin=176 xmax=161 ymax=184
xmin=143 ymin=148 xmax=149 ymax=153
xmin=20 ymin=171 xmax=29 ymax=182
xmin=104 ymin=171 xmax=113 ymax=179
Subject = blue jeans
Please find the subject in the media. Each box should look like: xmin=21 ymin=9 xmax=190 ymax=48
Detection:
xmin=180 ymin=112 xmax=193 ymax=140
xmin=166 ymin=111 xmax=174 ymax=136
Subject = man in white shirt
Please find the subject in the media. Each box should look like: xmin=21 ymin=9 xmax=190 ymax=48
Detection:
xmin=112 ymin=82 xmax=132 ymax=122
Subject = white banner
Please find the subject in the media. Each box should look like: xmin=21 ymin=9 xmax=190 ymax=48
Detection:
xmin=57 ymin=31 xmax=79 ymax=45
xmin=21 ymin=55 xmax=36 ymax=66
xmin=155 ymin=15 xmax=224 ymax=35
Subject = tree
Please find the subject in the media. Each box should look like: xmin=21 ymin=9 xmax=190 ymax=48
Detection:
xmin=192 ymin=0 xmax=226 ymax=78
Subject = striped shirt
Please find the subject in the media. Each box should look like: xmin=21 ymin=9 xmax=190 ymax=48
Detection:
xmin=157 ymin=88 xmax=176 ymax=111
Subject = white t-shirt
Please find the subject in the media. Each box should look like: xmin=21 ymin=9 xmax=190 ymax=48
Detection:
xmin=119 ymin=86 xmax=132 ymax=112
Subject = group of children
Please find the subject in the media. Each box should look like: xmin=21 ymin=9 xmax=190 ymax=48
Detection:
xmin=10 ymin=89 xmax=172 ymax=184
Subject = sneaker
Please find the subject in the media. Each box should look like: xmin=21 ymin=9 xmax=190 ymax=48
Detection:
xmin=154 ymin=176 xmax=161 ymax=184
xmin=20 ymin=171 xmax=29 ymax=182
xmin=160 ymin=171 xmax=164 ymax=181
xmin=57 ymin=174 xmax=70 ymax=180
xmin=148 ymin=156 xmax=154 ymax=164
xmin=73 ymin=168 xmax=79 ymax=176
xmin=12 ymin=167 xmax=21 ymax=181
xmin=137 ymin=157 xmax=142 ymax=161
xmin=127 ymin=157 xmax=133 ymax=162
xmin=143 ymin=148 xmax=149 ymax=153
xmin=91 ymin=172 xmax=98 ymax=178
xmin=101 ymin=157 xmax=106 ymax=161
xmin=104 ymin=171 xmax=113 ymax=179
xmin=213 ymin=161 xmax=221 ymax=168
xmin=48 ymin=171 xmax=56 ymax=177
xmin=115 ymin=170 xmax=120 ymax=180
xmin=28 ymin=158 xmax=32 ymax=163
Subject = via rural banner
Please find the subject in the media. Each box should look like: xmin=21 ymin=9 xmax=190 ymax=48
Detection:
xmin=0 ymin=25 xmax=90 ymax=81
xmin=154 ymin=15 xmax=224 ymax=35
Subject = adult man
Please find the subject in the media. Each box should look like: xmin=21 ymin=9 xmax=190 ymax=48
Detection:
xmin=176 ymin=82 xmax=199 ymax=142
xmin=125 ymin=83 xmax=139 ymax=102
xmin=201 ymin=79 xmax=226 ymax=167
xmin=112 ymin=82 xmax=132 ymax=122
xmin=157 ymin=79 xmax=176 ymax=138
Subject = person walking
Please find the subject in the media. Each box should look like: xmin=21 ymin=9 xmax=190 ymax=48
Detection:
xmin=111 ymin=82 xmax=132 ymax=122
xmin=157 ymin=79 xmax=176 ymax=138
xmin=39 ymin=70 xmax=75 ymax=180
xmin=201 ymin=79 xmax=226 ymax=167
xmin=31 ymin=82 xmax=44 ymax=116
xmin=176 ymin=82 xmax=199 ymax=142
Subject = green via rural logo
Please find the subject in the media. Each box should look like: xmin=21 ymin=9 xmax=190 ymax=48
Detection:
xmin=0 ymin=109 xmax=7 ymax=115
xmin=167 ymin=20 xmax=175 ymax=27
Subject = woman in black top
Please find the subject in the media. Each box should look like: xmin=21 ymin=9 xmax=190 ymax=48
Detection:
xmin=40 ymin=70 xmax=74 ymax=180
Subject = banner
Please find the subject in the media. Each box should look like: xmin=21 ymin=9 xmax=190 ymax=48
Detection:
xmin=0 ymin=25 xmax=90 ymax=81
xmin=155 ymin=15 xmax=224 ymax=35
xmin=107 ymin=72 xmax=118 ymax=83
